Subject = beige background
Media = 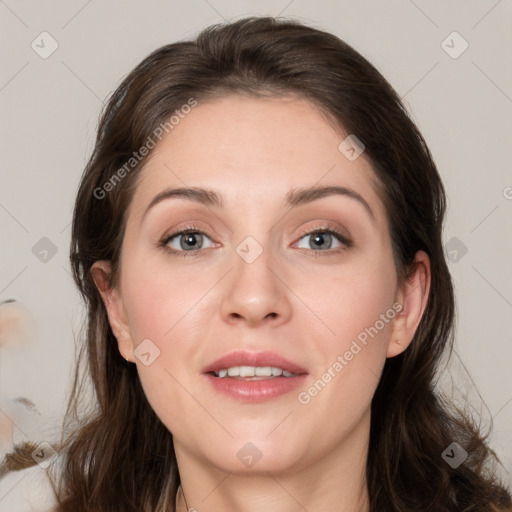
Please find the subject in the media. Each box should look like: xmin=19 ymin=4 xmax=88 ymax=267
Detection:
xmin=0 ymin=0 xmax=511 ymax=493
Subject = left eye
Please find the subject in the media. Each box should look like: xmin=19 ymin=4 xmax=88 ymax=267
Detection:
xmin=296 ymin=230 xmax=345 ymax=251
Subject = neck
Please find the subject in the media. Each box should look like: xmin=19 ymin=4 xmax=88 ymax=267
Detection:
xmin=174 ymin=411 xmax=371 ymax=512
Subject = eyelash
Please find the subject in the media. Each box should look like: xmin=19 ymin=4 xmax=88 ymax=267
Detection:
xmin=159 ymin=223 xmax=353 ymax=258
xmin=296 ymin=225 xmax=353 ymax=257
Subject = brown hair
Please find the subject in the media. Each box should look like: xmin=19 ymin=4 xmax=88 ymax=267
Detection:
xmin=14 ymin=16 xmax=512 ymax=511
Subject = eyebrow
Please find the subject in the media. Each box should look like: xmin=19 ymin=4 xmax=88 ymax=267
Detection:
xmin=142 ymin=184 xmax=375 ymax=221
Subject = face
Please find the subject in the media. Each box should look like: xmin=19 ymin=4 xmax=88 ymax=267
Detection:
xmin=94 ymin=95 xmax=428 ymax=477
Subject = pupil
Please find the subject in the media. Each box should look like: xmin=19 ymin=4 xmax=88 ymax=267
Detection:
xmin=182 ymin=233 xmax=201 ymax=249
xmin=312 ymin=232 xmax=331 ymax=250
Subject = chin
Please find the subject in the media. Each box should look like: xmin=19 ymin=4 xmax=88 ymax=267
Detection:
xmin=195 ymin=434 xmax=308 ymax=476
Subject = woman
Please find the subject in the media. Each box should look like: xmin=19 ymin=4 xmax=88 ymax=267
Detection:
xmin=3 ymin=15 xmax=510 ymax=511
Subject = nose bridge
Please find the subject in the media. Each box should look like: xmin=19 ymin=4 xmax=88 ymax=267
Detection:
xmin=219 ymin=232 xmax=291 ymax=325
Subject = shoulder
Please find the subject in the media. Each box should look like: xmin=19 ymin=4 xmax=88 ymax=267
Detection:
xmin=0 ymin=465 xmax=58 ymax=512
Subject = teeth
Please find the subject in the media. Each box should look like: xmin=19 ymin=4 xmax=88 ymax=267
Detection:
xmin=239 ymin=366 xmax=255 ymax=377
xmin=255 ymin=367 xmax=272 ymax=377
xmin=213 ymin=366 xmax=298 ymax=378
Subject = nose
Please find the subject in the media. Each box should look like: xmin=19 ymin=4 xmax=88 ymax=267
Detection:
xmin=219 ymin=244 xmax=292 ymax=328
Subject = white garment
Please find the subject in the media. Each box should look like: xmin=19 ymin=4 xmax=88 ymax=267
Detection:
xmin=0 ymin=465 xmax=57 ymax=512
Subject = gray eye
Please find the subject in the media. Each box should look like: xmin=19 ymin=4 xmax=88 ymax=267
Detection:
xmin=166 ymin=232 xmax=214 ymax=252
xmin=297 ymin=231 xmax=341 ymax=251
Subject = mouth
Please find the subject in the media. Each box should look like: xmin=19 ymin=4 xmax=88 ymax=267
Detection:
xmin=202 ymin=350 xmax=308 ymax=402
xmin=209 ymin=366 xmax=300 ymax=379
xmin=202 ymin=349 xmax=308 ymax=377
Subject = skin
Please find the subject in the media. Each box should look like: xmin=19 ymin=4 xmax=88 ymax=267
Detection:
xmin=92 ymin=95 xmax=430 ymax=512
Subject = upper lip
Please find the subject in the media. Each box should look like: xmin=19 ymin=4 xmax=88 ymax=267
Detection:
xmin=202 ymin=350 xmax=308 ymax=375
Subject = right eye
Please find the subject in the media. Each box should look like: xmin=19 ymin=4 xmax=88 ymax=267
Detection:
xmin=160 ymin=225 xmax=217 ymax=257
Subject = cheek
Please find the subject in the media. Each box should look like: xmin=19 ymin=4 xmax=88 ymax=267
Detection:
xmin=314 ymin=251 xmax=398 ymax=349
xmin=119 ymin=260 xmax=214 ymax=436
xmin=296 ymin=254 xmax=397 ymax=418
xmin=121 ymin=258 xmax=207 ymax=343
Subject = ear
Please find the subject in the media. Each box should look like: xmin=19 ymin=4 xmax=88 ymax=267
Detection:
xmin=90 ymin=261 xmax=134 ymax=362
xmin=387 ymin=250 xmax=431 ymax=358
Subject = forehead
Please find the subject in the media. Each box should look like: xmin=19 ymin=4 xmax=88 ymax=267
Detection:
xmin=129 ymin=95 xmax=386 ymax=223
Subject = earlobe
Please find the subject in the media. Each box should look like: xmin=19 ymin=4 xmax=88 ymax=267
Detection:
xmin=387 ymin=251 xmax=431 ymax=358
xmin=91 ymin=261 xmax=134 ymax=362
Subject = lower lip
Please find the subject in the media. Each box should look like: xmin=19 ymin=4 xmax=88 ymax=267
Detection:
xmin=203 ymin=373 xmax=308 ymax=402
